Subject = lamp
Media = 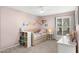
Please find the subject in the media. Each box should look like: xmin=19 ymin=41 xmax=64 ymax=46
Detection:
xmin=48 ymin=28 xmax=52 ymax=33
xmin=48 ymin=27 xmax=54 ymax=40
xmin=48 ymin=27 xmax=53 ymax=34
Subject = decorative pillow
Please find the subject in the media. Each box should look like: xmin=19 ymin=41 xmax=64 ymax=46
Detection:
xmin=69 ymin=31 xmax=77 ymax=42
xmin=39 ymin=29 xmax=47 ymax=34
xmin=33 ymin=29 xmax=41 ymax=33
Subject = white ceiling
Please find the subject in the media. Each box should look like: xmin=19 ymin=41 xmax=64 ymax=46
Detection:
xmin=8 ymin=6 xmax=76 ymax=16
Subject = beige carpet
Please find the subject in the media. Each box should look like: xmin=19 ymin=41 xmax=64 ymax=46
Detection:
xmin=0 ymin=40 xmax=57 ymax=53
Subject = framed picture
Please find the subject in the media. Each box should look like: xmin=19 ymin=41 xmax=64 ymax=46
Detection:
xmin=42 ymin=20 xmax=46 ymax=24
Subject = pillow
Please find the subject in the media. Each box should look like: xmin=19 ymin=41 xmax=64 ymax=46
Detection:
xmin=39 ymin=29 xmax=47 ymax=34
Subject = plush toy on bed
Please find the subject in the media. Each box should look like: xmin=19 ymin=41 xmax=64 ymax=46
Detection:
xmin=69 ymin=31 xmax=77 ymax=42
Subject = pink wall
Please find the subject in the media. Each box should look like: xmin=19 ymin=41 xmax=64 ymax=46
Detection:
xmin=0 ymin=7 xmax=75 ymax=50
xmin=0 ymin=7 xmax=38 ymax=49
xmin=40 ymin=11 xmax=75 ymax=40
xmin=42 ymin=11 xmax=75 ymax=34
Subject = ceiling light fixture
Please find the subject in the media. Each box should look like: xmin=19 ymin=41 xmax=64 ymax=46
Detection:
xmin=40 ymin=10 xmax=44 ymax=13
xmin=39 ymin=6 xmax=45 ymax=14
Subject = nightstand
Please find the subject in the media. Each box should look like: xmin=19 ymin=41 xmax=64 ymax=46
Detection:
xmin=47 ymin=33 xmax=54 ymax=40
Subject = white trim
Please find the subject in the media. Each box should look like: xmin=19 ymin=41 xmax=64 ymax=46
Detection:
xmin=0 ymin=43 xmax=19 ymax=51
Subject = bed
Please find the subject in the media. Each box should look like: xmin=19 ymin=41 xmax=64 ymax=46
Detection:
xmin=29 ymin=27 xmax=49 ymax=46
xmin=32 ymin=32 xmax=48 ymax=46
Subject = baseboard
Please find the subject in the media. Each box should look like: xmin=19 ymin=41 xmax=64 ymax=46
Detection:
xmin=0 ymin=43 xmax=19 ymax=51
